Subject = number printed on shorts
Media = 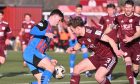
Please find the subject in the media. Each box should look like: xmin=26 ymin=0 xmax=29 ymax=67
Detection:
xmin=106 ymin=58 xmax=111 ymax=63
xmin=136 ymin=55 xmax=140 ymax=61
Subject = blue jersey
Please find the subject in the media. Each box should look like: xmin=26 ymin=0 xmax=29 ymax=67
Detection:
xmin=28 ymin=20 xmax=53 ymax=54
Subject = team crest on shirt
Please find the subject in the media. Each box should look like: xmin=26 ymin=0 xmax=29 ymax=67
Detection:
xmin=38 ymin=22 xmax=43 ymax=27
xmin=121 ymin=20 xmax=124 ymax=23
xmin=28 ymin=25 xmax=32 ymax=28
xmin=87 ymin=38 xmax=91 ymax=42
xmin=2 ymin=27 xmax=5 ymax=30
xmin=129 ymin=19 xmax=133 ymax=23
xmin=86 ymin=29 xmax=92 ymax=33
xmin=106 ymin=19 xmax=109 ymax=22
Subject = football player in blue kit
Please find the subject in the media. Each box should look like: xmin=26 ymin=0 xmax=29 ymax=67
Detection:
xmin=23 ymin=9 xmax=64 ymax=84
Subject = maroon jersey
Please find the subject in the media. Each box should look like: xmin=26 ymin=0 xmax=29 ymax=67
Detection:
xmin=115 ymin=13 xmax=140 ymax=43
xmin=99 ymin=15 xmax=116 ymax=32
xmin=99 ymin=15 xmax=118 ymax=42
xmin=0 ymin=21 xmax=12 ymax=44
xmin=21 ymin=20 xmax=35 ymax=44
xmin=77 ymin=26 xmax=116 ymax=57
xmin=70 ymin=14 xmax=87 ymax=25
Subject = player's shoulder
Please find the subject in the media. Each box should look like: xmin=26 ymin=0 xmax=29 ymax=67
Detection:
xmin=134 ymin=13 xmax=140 ymax=17
xmin=116 ymin=13 xmax=124 ymax=17
xmin=36 ymin=20 xmax=48 ymax=31
xmin=2 ymin=21 xmax=8 ymax=24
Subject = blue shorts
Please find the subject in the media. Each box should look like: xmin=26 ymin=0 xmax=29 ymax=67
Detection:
xmin=23 ymin=46 xmax=51 ymax=74
xmin=69 ymin=39 xmax=86 ymax=49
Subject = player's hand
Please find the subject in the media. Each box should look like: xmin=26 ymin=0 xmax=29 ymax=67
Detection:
xmin=5 ymin=39 xmax=10 ymax=45
xmin=51 ymin=59 xmax=57 ymax=66
xmin=66 ymin=47 xmax=74 ymax=53
xmin=45 ymin=33 xmax=54 ymax=39
xmin=123 ymin=35 xmax=133 ymax=43
xmin=115 ymin=49 xmax=124 ymax=58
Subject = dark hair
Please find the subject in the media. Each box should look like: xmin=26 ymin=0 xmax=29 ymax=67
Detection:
xmin=0 ymin=10 xmax=4 ymax=15
xmin=50 ymin=9 xmax=64 ymax=21
xmin=106 ymin=3 xmax=116 ymax=9
xmin=24 ymin=13 xmax=31 ymax=17
xmin=68 ymin=16 xmax=84 ymax=28
xmin=124 ymin=0 xmax=134 ymax=6
xmin=76 ymin=4 xmax=83 ymax=8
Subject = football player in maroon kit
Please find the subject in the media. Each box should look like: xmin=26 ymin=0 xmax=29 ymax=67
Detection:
xmin=67 ymin=17 xmax=124 ymax=84
xmin=0 ymin=11 xmax=12 ymax=65
xmin=99 ymin=3 xmax=117 ymax=81
xmin=113 ymin=0 xmax=140 ymax=84
xmin=19 ymin=13 xmax=35 ymax=66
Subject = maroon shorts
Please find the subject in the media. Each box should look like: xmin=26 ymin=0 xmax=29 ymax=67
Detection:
xmin=0 ymin=44 xmax=6 ymax=57
xmin=88 ymin=54 xmax=117 ymax=76
xmin=121 ymin=42 xmax=140 ymax=65
xmin=21 ymin=34 xmax=31 ymax=45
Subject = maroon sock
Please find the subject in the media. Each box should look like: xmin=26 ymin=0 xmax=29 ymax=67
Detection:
xmin=70 ymin=74 xmax=80 ymax=84
xmin=99 ymin=78 xmax=111 ymax=84
xmin=126 ymin=65 xmax=134 ymax=84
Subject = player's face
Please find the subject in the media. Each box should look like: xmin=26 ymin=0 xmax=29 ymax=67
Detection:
xmin=70 ymin=26 xmax=81 ymax=36
xmin=75 ymin=7 xmax=82 ymax=15
xmin=51 ymin=15 xmax=62 ymax=26
xmin=107 ymin=8 xmax=115 ymax=16
xmin=124 ymin=4 xmax=134 ymax=16
xmin=135 ymin=6 xmax=140 ymax=14
xmin=0 ymin=13 xmax=3 ymax=21
xmin=25 ymin=15 xmax=31 ymax=21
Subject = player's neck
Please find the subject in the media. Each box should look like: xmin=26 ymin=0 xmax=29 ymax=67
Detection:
xmin=125 ymin=12 xmax=133 ymax=17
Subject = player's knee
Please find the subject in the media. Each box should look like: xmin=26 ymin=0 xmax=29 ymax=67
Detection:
xmin=44 ymin=63 xmax=55 ymax=72
xmin=95 ymin=73 xmax=104 ymax=83
xmin=0 ymin=58 xmax=5 ymax=64
xmin=73 ymin=65 xmax=81 ymax=74
xmin=125 ymin=61 xmax=132 ymax=65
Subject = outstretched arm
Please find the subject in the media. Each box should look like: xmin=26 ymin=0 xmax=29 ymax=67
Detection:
xmin=101 ymin=34 xmax=124 ymax=57
xmin=123 ymin=26 xmax=140 ymax=43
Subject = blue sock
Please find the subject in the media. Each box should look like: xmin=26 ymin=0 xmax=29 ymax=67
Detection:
xmin=69 ymin=54 xmax=76 ymax=73
xmin=82 ymin=53 xmax=88 ymax=59
xmin=69 ymin=54 xmax=76 ymax=68
xmin=41 ymin=70 xmax=52 ymax=84
xmin=31 ymin=81 xmax=38 ymax=84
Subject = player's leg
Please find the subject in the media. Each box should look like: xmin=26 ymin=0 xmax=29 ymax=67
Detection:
xmin=95 ymin=67 xmax=111 ymax=84
xmin=0 ymin=56 xmax=5 ymax=64
xmin=133 ymin=64 xmax=139 ymax=84
xmin=69 ymin=39 xmax=77 ymax=75
xmin=70 ymin=58 xmax=96 ymax=84
xmin=37 ymin=57 xmax=55 ymax=84
xmin=0 ymin=46 xmax=6 ymax=64
xmin=121 ymin=45 xmax=134 ymax=84
xmin=124 ymin=57 xmax=134 ymax=84
xmin=22 ymin=41 xmax=27 ymax=66
xmin=95 ymin=56 xmax=117 ymax=84
xmin=132 ymin=44 xmax=140 ymax=79
xmin=69 ymin=50 xmax=76 ymax=75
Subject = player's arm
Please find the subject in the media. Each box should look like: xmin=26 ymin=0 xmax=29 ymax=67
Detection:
xmin=123 ymin=26 xmax=140 ymax=43
xmin=5 ymin=25 xmax=12 ymax=45
xmin=101 ymin=34 xmax=124 ymax=57
xmin=19 ymin=28 xmax=24 ymax=36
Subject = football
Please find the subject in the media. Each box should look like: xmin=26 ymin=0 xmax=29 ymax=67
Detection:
xmin=53 ymin=65 xmax=66 ymax=79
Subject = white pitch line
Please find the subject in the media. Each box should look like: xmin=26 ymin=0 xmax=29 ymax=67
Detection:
xmin=15 ymin=80 xmax=140 ymax=84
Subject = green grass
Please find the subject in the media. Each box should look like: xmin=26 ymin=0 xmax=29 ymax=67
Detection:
xmin=0 ymin=51 xmax=139 ymax=84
